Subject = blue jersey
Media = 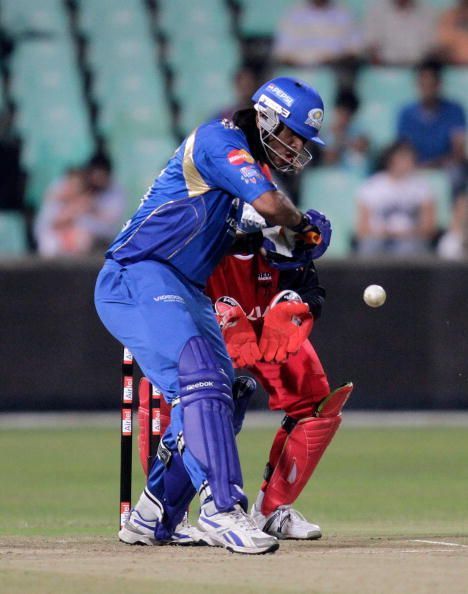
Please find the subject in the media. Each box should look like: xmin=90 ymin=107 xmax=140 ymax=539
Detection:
xmin=107 ymin=119 xmax=276 ymax=286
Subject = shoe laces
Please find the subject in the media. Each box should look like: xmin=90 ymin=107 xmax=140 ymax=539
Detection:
xmin=276 ymin=506 xmax=309 ymax=528
xmin=177 ymin=512 xmax=190 ymax=529
xmin=231 ymin=506 xmax=260 ymax=532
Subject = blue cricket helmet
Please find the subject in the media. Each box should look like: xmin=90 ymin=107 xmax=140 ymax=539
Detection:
xmin=252 ymin=77 xmax=325 ymax=146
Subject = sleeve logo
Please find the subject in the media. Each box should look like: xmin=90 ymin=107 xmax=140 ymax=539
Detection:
xmin=240 ymin=165 xmax=264 ymax=184
xmin=228 ymin=149 xmax=255 ymax=165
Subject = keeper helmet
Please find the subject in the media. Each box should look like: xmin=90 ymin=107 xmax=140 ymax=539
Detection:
xmin=252 ymin=77 xmax=325 ymax=174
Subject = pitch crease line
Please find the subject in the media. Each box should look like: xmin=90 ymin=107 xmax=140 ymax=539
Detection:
xmin=409 ymin=539 xmax=468 ymax=548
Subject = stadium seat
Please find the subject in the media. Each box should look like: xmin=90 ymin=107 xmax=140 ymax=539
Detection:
xmin=0 ymin=211 xmax=28 ymax=255
xmin=273 ymin=66 xmax=337 ymax=113
xmin=110 ymin=136 xmax=177 ymax=214
xmin=9 ymin=35 xmax=94 ymax=207
xmin=355 ymin=67 xmax=417 ymax=149
xmin=0 ymin=0 xmax=68 ymax=36
xmin=160 ymin=0 xmax=239 ymax=134
xmin=300 ymin=167 xmax=365 ymax=257
xmin=443 ymin=67 xmax=468 ymax=114
xmin=425 ymin=0 xmax=455 ymax=9
xmin=78 ymin=1 xmax=172 ymax=139
xmin=239 ymin=0 xmax=296 ymax=37
xmin=421 ymin=169 xmax=452 ymax=229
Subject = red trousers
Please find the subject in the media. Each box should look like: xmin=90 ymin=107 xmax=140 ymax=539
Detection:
xmin=250 ymin=340 xmax=330 ymax=419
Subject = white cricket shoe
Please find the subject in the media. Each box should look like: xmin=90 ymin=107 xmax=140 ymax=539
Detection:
xmin=119 ymin=489 xmax=210 ymax=546
xmin=198 ymin=500 xmax=279 ymax=554
xmin=251 ymin=503 xmax=322 ymax=540
xmin=171 ymin=513 xmax=215 ymax=546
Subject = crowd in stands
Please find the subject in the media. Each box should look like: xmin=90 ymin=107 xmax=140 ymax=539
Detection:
xmin=274 ymin=0 xmax=468 ymax=68
xmin=0 ymin=0 xmax=467 ymax=260
xmin=270 ymin=0 xmax=468 ymax=258
xmin=34 ymin=154 xmax=125 ymax=257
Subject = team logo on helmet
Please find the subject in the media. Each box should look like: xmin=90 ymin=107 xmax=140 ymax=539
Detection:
xmin=305 ymin=108 xmax=324 ymax=130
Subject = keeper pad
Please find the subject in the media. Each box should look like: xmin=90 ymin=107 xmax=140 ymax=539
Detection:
xmin=137 ymin=377 xmax=171 ymax=476
xmin=179 ymin=336 xmax=246 ymax=512
xmin=262 ymin=383 xmax=353 ymax=515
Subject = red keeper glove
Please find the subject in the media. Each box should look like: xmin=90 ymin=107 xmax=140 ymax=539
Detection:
xmin=217 ymin=304 xmax=261 ymax=368
xmin=259 ymin=301 xmax=313 ymax=364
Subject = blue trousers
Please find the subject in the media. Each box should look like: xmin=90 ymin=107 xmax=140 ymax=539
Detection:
xmin=94 ymin=258 xmax=235 ymax=494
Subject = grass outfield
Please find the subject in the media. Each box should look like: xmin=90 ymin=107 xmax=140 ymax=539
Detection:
xmin=1 ymin=424 xmax=467 ymax=538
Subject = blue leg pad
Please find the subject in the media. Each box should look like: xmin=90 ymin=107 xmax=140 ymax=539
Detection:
xmin=147 ymin=426 xmax=196 ymax=540
xmin=179 ymin=336 xmax=247 ymax=512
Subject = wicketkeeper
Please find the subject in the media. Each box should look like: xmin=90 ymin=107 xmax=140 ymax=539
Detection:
xmin=206 ymin=209 xmax=353 ymax=539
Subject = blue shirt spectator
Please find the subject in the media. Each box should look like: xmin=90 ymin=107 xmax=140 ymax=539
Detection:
xmin=396 ymin=60 xmax=466 ymax=166
xmin=397 ymin=99 xmax=465 ymax=163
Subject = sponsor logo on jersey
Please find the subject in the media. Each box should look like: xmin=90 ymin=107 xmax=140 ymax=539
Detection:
xmin=240 ymin=165 xmax=264 ymax=184
xmin=267 ymin=83 xmax=294 ymax=107
xmin=228 ymin=149 xmax=255 ymax=166
xmin=305 ymin=108 xmax=324 ymax=130
xmin=153 ymin=295 xmax=186 ymax=304
xmin=257 ymin=272 xmax=272 ymax=283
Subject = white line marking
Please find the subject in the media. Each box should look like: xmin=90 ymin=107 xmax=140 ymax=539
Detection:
xmin=410 ymin=539 xmax=468 ymax=548
xmin=400 ymin=549 xmax=462 ymax=553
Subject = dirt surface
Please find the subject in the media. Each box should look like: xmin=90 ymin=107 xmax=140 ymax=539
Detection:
xmin=1 ymin=535 xmax=467 ymax=594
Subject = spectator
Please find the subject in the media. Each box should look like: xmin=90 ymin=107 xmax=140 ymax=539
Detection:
xmin=397 ymin=59 xmax=466 ymax=195
xmin=273 ymin=0 xmax=362 ymax=67
xmin=80 ymin=153 xmax=126 ymax=250
xmin=437 ymin=191 xmax=468 ymax=259
xmin=322 ymin=89 xmax=370 ymax=172
xmin=364 ymin=0 xmax=436 ymax=66
xmin=215 ymin=67 xmax=261 ymax=121
xmin=355 ymin=142 xmax=436 ymax=256
xmin=437 ymin=0 xmax=468 ymax=65
xmin=35 ymin=154 xmax=125 ymax=257
xmin=35 ymin=167 xmax=93 ymax=256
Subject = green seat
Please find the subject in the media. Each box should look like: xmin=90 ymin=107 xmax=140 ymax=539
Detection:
xmin=425 ymin=0 xmax=454 ymax=9
xmin=0 ymin=211 xmax=28 ymax=255
xmin=443 ymin=67 xmax=468 ymax=114
xmin=10 ymin=39 xmax=94 ymax=207
xmin=355 ymin=67 xmax=417 ymax=148
xmin=420 ymin=169 xmax=452 ymax=229
xmin=342 ymin=0 xmax=371 ymax=20
xmin=78 ymin=0 xmax=149 ymax=38
xmin=274 ymin=66 xmax=337 ymax=112
xmin=1 ymin=0 xmax=68 ymax=36
xmin=175 ymin=70 xmax=236 ymax=134
xmin=110 ymin=136 xmax=177 ymax=214
xmin=159 ymin=0 xmax=231 ymax=37
xmin=239 ymin=0 xmax=296 ymax=36
xmin=79 ymin=2 xmax=172 ymax=140
xmin=300 ymin=167 xmax=365 ymax=257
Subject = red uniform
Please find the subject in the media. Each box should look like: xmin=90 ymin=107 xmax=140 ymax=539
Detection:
xmin=206 ymin=249 xmax=352 ymax=518
xmin=206 ymin=252 xmax=330 ymax=418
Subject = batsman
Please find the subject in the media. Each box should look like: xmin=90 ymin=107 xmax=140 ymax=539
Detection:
xmin=95 ymin=77 xmax=331 ymax=554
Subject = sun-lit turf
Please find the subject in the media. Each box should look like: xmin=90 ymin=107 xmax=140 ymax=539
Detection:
xmin=1 ymin=425 xmax=467 ymax=537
